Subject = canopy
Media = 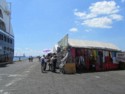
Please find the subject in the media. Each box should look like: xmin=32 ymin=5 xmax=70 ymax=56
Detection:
xmin=68 ymin=39 xmax=120 ymax=51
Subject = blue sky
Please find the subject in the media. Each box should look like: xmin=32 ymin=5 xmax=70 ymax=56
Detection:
xmin=7 ymin=0 xmax=125 ymax=56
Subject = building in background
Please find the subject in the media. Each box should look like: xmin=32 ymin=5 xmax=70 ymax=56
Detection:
xmin=0 ymin=0 xmax=14 ymax=65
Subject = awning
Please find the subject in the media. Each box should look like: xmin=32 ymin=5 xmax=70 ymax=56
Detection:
xmin=68 ymin=39 xmax=120 ymax=51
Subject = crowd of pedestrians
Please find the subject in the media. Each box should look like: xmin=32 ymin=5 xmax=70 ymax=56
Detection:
xmin=40 ymin=53 xmax=57 ymax=73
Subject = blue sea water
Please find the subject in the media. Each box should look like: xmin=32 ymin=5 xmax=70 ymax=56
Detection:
xmin=13 ymin=56 xmax=28 ymax=61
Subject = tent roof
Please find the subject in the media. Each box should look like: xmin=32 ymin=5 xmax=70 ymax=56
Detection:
xmin=68 ymin=39 xmax=120 ymax=51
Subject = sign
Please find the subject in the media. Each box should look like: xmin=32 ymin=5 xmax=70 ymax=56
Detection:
xmin=116 ymin=52 xmax=125 ymax=62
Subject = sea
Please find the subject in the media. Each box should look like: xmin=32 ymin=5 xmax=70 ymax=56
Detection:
xmin=13 ymin=56 xmax=28 ymax=62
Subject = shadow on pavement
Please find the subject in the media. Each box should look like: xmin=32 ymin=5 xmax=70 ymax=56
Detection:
xmin=0 ymin=64 xmax=8 ymax=68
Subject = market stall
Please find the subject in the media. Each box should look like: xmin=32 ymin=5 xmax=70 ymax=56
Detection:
xmin=57 ymin=35 xmax=120 ymax=73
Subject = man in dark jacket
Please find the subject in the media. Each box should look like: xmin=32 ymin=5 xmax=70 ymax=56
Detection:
xmin=52 ymin=55 xmax=57 ymax=72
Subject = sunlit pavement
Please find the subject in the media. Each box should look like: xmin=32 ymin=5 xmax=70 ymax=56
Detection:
xmin=0 ymin=59 xmax=125 ymax=94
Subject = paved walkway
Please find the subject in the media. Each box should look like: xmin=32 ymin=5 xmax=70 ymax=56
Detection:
xmin=0 ymin=59 xmax=125 ymax=94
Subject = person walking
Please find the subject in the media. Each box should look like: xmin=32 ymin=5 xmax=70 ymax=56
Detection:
xmin=28 ymin=56 xmax=31 ymax=62
xmin=49 ymin=56 xmax=53 ymax=71
xmin=44 ymin=56 xmax=48 ymax=71
xmin=41 ymin=56 xmax=45 ymax=73
xmin=52 ymin=55 xmax=57 ymax=72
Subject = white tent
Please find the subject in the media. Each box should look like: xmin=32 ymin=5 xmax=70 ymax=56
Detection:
xmin=68 ymin=39 xmax=120 ymax=51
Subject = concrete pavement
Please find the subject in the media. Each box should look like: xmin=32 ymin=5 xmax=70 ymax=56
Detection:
xmin=0 ymin=59 xmax=125 ymax=94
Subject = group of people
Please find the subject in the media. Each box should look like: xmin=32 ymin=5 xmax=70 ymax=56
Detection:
xmin=40 ymin=53 xmax=57 ymax=73
xmin=28 ymin=56 xmax=33 ymax=62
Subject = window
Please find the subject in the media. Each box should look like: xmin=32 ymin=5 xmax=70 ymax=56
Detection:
xmin=0 ymin=9 xmax=3 ymax=18
xmin=7 ymin=37 xmax=9 ymax=43
xmin=4 ymin=36 xmax=6 ymax=42
xmin=0 ymin=20 xmax=6 ymax=32
xmin=4 ymin=47 xmax=6 ymax=50
xmin=7 ymin=47 xmax=9 ymax=51
xmin=0 ymin=34 xmax=3 ymax=40
xmin=10 ymin=39 xmax=12 ymax=44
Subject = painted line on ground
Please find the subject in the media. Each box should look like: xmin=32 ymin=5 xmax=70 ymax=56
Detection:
xmin=8 ymin=74 xmax=22 ymax=77
xmin=0 ymin=90 xmax=4 ymax=93
xmin=5 ymin=78 xmax=22 ymax=87
xmin=3 ymin=92 xmax=10 ymax=94
xmin=25 ymin=71 xmax=30 ymax=73
xmin=95 ymin=76 xmax=100 ymax=79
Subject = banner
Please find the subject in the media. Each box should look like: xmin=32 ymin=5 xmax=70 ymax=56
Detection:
xmin=116 ymin=52 xmax=125 ymax=62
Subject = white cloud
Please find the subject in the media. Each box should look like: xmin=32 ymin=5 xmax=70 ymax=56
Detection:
xmin=89 ymin=1 xmax=119 ymax=15
xmin=74 ymin=1 xmax=123 ymax=28
xmin=74 ymin=11 xmax=96 ymax=19
xmin=109 ymin=14 xmax=123 ymax=21
xmin=74 ymin=11 xmax=87 ymax=18
xmin=82 ymin=17 xmax=112 ymax=28
xmin=69 ymin=27 xmax=78 ymax=32
xmin=85 ymin=29 xmax=92 ymax=32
